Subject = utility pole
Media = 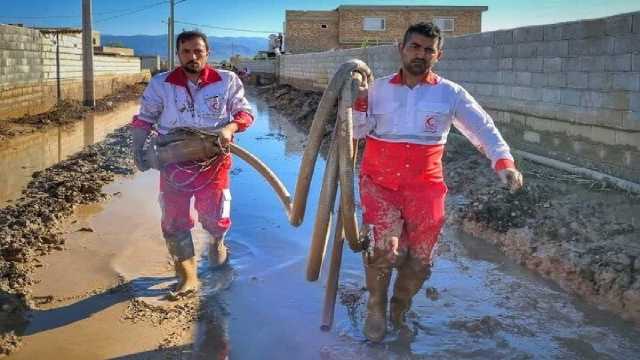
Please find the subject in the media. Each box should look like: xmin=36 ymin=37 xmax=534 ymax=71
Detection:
xmin=167 ymin=18 xmax=171 ymax=70
xmin=82 ymin=0 xmax=95 ymax=107
xmin=169 ymin=0 xmax=175 ymax=69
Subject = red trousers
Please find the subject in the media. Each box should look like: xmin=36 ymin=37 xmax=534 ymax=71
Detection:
xmin=359 ymin=174 xmax=447 ymax=267
xmin=159 ymin=155 xmax=232 ymax=238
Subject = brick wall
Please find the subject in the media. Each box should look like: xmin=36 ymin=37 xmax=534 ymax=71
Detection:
xmin=285 ymin=11 xmax=340 ymax=54
xmin=277 ymin=11 xmax=640 ymax=182
xmin=0 ymin=24 xmax=147 ymax=120
xmin=338 ymin=7 xmax=482 ymax=46
xmin=285 ymin=6 xmax=484 ymax=53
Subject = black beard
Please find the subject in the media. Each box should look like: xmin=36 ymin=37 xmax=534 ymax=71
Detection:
xmin=404 ymin=60 xmax=427 ymax=76
xmin=183 ymin=62 xmax=201 ymax=74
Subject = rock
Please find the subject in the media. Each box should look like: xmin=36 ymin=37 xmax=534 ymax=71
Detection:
xmin=611 ymin=254 xmax=632 ymax=271
xmin=449 ymin=315 xmax=503 ymax=336
xmin=425 ymin=287 xmax=440 ymax=301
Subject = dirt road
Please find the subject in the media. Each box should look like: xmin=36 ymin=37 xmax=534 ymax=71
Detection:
xmin=2 ymin=92 xmax=639 ymax=359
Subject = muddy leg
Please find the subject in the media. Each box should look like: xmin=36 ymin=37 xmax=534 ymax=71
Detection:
xmin=363 ymin=263 xmax=392 ymax=342
xmin=389 ymin=256 xmax=431 ymax=330
xmin=196 ymin=186 xmax=232 ymax=270
xmin=208 ymin=236 xmax=229 ymax=269
xmin=163 ymin=230 xmax=199 ymax=298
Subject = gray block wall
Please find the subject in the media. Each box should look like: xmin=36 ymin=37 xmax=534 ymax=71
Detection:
xmin=0 ymin=24 xmax=144 ymax=119
xmin=275 ymin=11 xmax=640 ymax=182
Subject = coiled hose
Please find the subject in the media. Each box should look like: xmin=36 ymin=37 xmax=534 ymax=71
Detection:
xmin=228 ymin=60 xmax=372 ymax=280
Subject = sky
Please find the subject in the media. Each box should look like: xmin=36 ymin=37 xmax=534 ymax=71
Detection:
xmin=1 ymin=0 xmax=638 ymax=38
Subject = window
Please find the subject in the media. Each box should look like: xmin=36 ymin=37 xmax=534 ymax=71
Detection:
xmin=320 ymin=24 xmax=328 ymax=29
xmin=363 ymin=17 xmax=385 ymax=31
xmin=434 ymin=17 xmax=455 ymax=32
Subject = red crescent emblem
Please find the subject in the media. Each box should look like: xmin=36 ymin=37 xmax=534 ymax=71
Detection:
xmin=424 ymin=115 xmax=437 ymax=133
xmin=426 ymin=116 xmax=435 ymax=126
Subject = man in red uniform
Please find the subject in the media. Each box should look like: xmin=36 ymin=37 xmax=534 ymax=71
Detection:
xmin=353 ymin=22 xmax=523 ymax=341
xmin=131 ymin=31 xmax=253 ymax=299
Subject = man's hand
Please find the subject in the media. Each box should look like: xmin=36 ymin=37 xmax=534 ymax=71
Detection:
xmin=131 ymin=126 xmax=151 ymax=172
xmin=219 ymin=122 xmax=239 ymax=147
xmin=352 ymin=70 xmax=370 ymax=111
xmin=498 ymin=168 xmax=524 ymax=193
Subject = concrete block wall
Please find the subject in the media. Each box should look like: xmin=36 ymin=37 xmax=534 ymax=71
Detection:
xmin=238 ymin=59 xmax=277 ymax=74
xmin=280 ymin=47 xmax=370 ymax=91
xmin=0 ymin=24 xmax=145 ymax=120
xmin=277 ymin=11 xmax=640 ymax=182
xmin=437 ymin=11 xmax=640 ymax=181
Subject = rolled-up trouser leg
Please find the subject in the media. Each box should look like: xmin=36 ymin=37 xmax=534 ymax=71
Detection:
xmin=390 ymin=256 xmax=431 ymax=329
xmin=162 ymin=230 xmax=195 ymax=262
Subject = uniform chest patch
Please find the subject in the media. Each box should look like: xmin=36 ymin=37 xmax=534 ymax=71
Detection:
xmin=424 ymin=115 xmax=437 ymax=133
xmin=206 ymin=95 xmax=222 ymax=112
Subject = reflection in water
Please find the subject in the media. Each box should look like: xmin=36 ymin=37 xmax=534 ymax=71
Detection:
xmin=0 ymin=102 xmax=139 ymax=205
xmin=193 ymin=266 xmax=234 ymax=360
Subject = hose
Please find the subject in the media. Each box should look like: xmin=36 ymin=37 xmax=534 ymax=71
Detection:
xmin=229 ymin=60 xmax=373 ymax=282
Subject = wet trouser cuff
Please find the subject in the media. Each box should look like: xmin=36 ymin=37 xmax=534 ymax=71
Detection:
xmin=163 ymin=230 xmax=195 ymax=262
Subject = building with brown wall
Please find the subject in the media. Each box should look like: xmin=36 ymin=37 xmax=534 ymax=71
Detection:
xmin=284 ymin=5 xmax=487 ymax=53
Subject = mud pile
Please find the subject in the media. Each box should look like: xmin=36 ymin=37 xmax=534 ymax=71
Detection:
xmin=0 ymin=126 xmax=135 ymax=354
xmin=0 ymin=82 xmax=146 ymax=141
xmin=254 ymin=84 xmax=640 ymax=324
xmin=444 ymin=139 xmax=640 ymax=322
xmin=256 ymin=85 xmax=328 ymax=129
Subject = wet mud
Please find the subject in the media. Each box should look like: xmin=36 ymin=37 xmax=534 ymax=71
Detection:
xmin=256 ymin=84 xmax=328 ymax=130
xmin=0 ymin=120 xmax=136 ymax=354
xmin=2 ymin=87 xmax=640 ymax=358
xmin=255 ymin=84 xmax=640 ymax=324
xmin=0 ymin=83 xmax=146 ymax=141
xmin=444 ymin=138 xmax=640 ymax=323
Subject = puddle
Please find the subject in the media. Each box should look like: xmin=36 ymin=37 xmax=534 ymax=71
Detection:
xmin=8 ymin=95 xmax=640 ymax=359
xmin=0 ymin=101 xmax=139 ymax=206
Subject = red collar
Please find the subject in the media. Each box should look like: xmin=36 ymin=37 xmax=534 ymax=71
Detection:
xmin=165 ymin=65 xmax=222 ymax=88
xmin=389 ymin=69 xmax=440 ymax=86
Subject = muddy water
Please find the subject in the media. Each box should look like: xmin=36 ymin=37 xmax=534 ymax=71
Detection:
xmin=0 ymin=101 xmax=139 ymax=206
xmin=206 ymin=97 xmax=640 ymax=359
xmin=8 ymin=95 xmax=640 ymax=359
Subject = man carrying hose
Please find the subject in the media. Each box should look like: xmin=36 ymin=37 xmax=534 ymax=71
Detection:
xmin=130 ymin=30 xmax=253 ymax=300
xmin=352 ymin=22 xmax=523 ymax=341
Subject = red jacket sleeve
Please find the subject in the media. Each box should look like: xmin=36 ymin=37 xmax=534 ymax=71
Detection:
xmin=494 ymin=158 xmax=516 ymax=172
xmin=232 ymin=111 xmax=254 ymax=132
xmin=131 ymin=115 xmax=153 ymax=131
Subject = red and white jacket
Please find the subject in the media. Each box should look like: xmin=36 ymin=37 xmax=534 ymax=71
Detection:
xmin=354 ymin=70 xmax=515 ymax=189
xmin=131 ymin=65 xmax=253 ymax=134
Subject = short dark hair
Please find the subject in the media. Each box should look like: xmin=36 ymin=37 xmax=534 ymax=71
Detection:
xmin=402 ymin=22 xmax=443 ymax=49
xmin=176 ymin=30 xmax=209 ymax=52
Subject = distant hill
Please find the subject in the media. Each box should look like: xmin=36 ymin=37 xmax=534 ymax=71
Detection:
xmin=101 ymin=34 xmax=268 ymax=61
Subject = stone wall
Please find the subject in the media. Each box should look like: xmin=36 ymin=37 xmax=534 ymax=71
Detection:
xmin=0 ymin=24 xmax=147 ymax=120
xmin=277 ymin=11 xmax=640 ymax=182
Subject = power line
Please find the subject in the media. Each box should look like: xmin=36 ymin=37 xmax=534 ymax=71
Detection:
xmin=95 ymin=0 xmax=169 ymax=23
xmin=168 ymin=19 xmax=278 ymax=34
xmin=0 ymin=0 xmax=181 ymax=20
xmin=0 ymin=15 xmax=78 ymax=19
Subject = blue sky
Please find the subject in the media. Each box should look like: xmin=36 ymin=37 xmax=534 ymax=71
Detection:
xmin=1 ymin=0 xmax=638 ymax=37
